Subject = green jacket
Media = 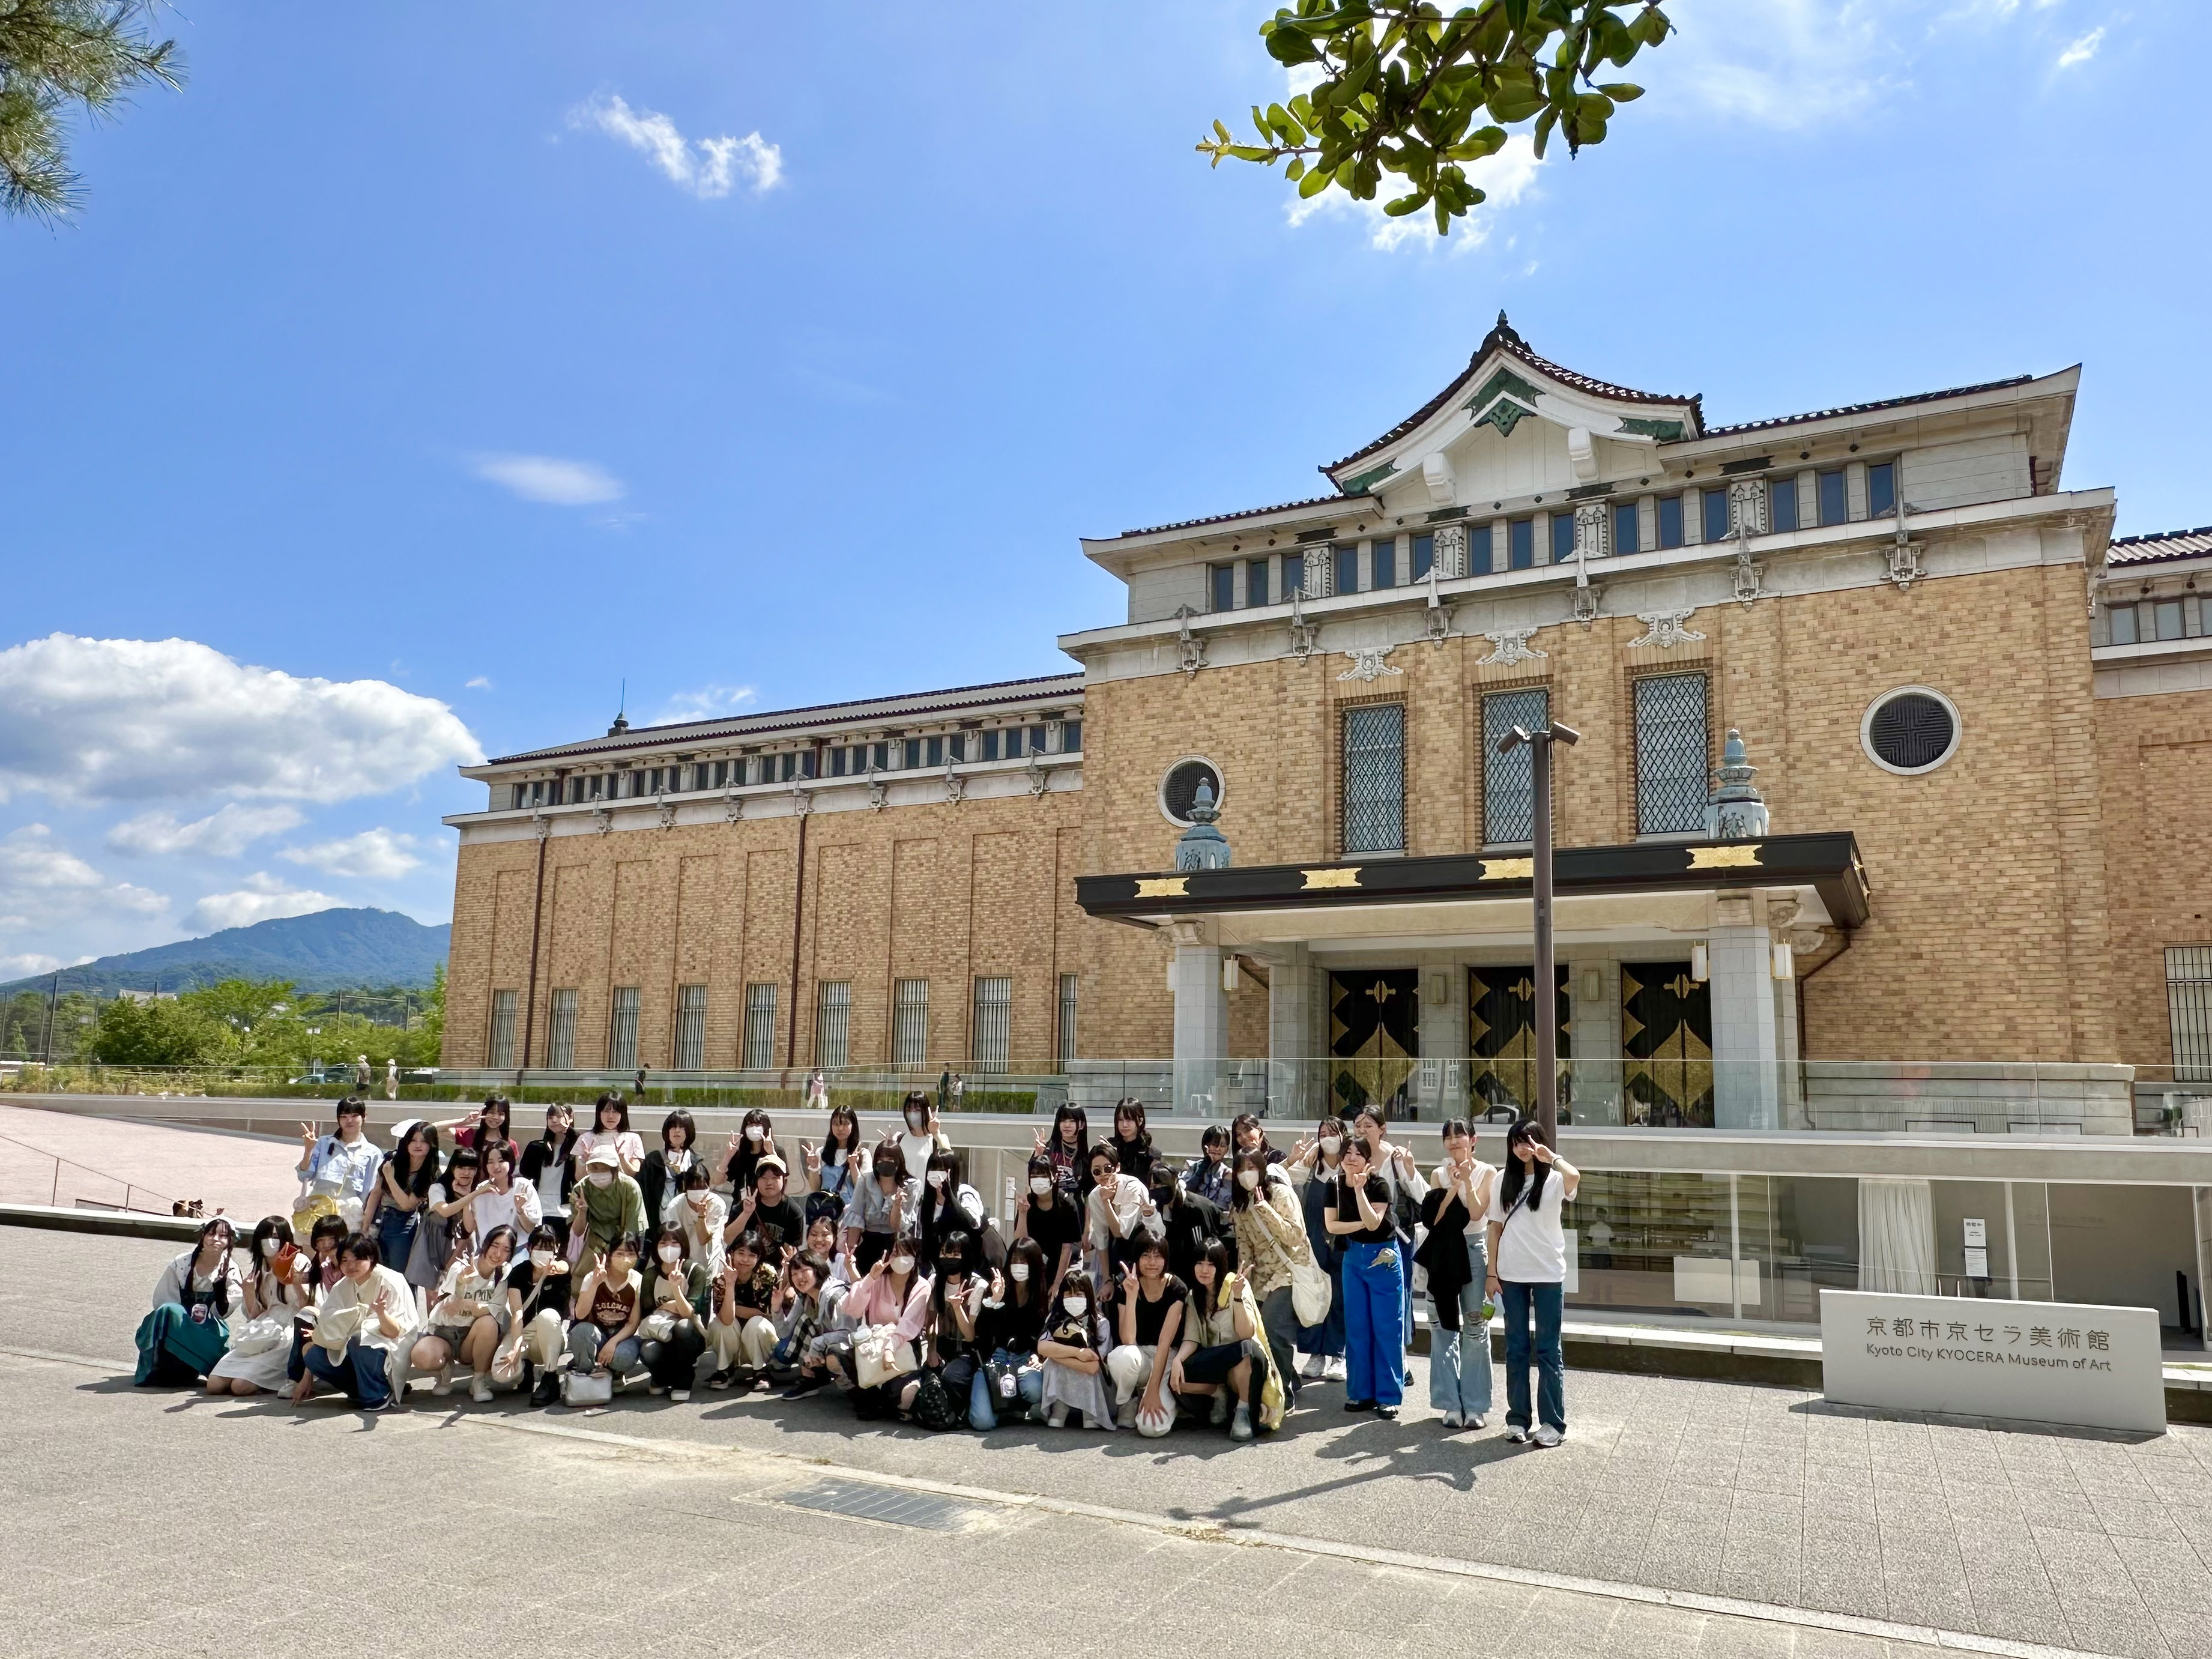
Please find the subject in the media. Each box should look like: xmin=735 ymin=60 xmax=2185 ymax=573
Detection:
xmin=573 ymin=1173 xmax=647 ymax=1256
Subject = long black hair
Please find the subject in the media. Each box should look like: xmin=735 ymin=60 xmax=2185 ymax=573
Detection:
xmin=190 ymin=1216 xmax=238 ymax=1316
xmin=391 ymin=1121 xmax=441 ymax=1201
xmin=1110 ymin=1097 xmax=1152 ymax=1155
xmin=1004 ymin=1236 xmax=1047 ymax=1307
xmin=593 ymin=1092 xmax=631 ymax=1134
xmin=1229 ymin=1147 xmax=1273 ymax=1212
xmin=1051 ymin=1103 xmax=1090 ymax=1166
xmin=247 ymin=1213 xmax=294 ymax=1287
xmin=1498 ymin=1118 xmax=1550 ymax=1214
xmin=1188 ymin=1237 xmax=1231 ymax=1323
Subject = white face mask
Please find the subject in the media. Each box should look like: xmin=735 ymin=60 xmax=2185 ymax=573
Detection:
xmin=1062 ymin=1298 xmax=1088 ymax=1319
xmin=745 ymin=1125 xmax=764 ymax=1142
xmin=1009 ymin=1263 xmax=1030 ymax=1282
xmin=588 ymin=1170 xmax=614 ymax=1189
xmin=659 ymin=1245 xmax=682 ymax=1263
xmin=926 ymin=1170 xmax=948 ymax=1189
xmin=890 ymin=1255 xmax=916 ymax=1276
xmin=260 ymin=1238 xmax=282 ymax=1259
xmin=1319 ymin=1137 xmax=1341 ymax=1157
xmin=1237 ymin=1168 xmax=1261 ymax=1191
xmin=530 ymin=1250 xmax=555 ymax=1269
xmin=1029 ymin=1177 xmax=1052 ymax=1196
xmin=906 ymin=1113 xmax=925 ymax=1130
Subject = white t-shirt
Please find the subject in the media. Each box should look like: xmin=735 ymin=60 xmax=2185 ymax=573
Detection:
xmin=1485 ymin=1167 xmax=1570 ymax=1284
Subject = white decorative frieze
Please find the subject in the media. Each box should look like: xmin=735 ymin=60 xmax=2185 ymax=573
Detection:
xmin=1432 ymin=522 xmax=1467 ymax=579
xmin=1477 ymin=629 xmax=1547 ymax=668
xmin=1727 ymin=477 xmax=1768 ymax=539
xmin=1628 ymin=609 xmax=1706 ymax=650
xmin=1337 ymin=645 xmax=1402 ymax=683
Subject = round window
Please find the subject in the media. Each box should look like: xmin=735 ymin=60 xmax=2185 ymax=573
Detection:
xmin=1159 ymin=758 xmax=1224 ymax=826
xmin=1861 ymin=687 xmax=1960 ymax=775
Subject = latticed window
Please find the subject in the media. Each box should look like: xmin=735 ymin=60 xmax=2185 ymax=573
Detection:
xmin=1634 ymin=673 xmax=1709 ymax=835
xmin=1481 ymin=687 xmax=1550 ymax=844
xmin=815 ymin=981 xmax=851 ymax=1069
xmin=674 ymin=984 xmax=707 ymax=1070
xmin=2168 ymin=947 xmax=2212 ymax=1083
xmin=488 ymin=990 xmax=518 ymax=1070
xmin=892 ymin=979 xmax=929 ymax=1067
xmin=742 ymin=984 xmax=777 ymax=1071
xmin=1341 ymin=703 xmax=1406 ymax=854
xmin=546 ymin=989 xmax=577 ymax=1069
xmin=972 ymin=976 xmax=1012 ymax=1074
xmin=606 ymin=986 xmax=639 ymax=1072
xmin=1057 ymin=973 xmax=1078 ymax=1065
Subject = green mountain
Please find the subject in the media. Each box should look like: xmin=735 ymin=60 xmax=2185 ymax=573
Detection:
xmin=0 ymin=908 xmax=452 ymax=997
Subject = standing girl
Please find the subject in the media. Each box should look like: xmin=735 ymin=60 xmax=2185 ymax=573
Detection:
xmin=365 ymin=1120 xmax=439 ymax=1275
xmin=1228 ymin=1149 xmax=1311 ymax=1412
xmin=1485 ymin=1119 xmax=1579 ymax=1447
xmin=518 ymin=1102 xmax=578 ymax=1244
xmin=721 ymin=1108 xmax=777 ymax=1198
xmin=800 ymin=1104 xmax=863 ymax=1227
xmin=1288 ymin=1117 xmax=1350 ymax=1383
xmin=1105 ymin=1099 xmax=1155 ymax=1185
xmin=638 ymin=1108 xmax=700 ymax=1227
xmin=1033 ymin=1104 xmax=1090 ymax=1200
xmin=1325 ymin=1141 xmax=1405 ymax=1419
xmin=1419 ymin=1118 xmax=1497 ymax=1429
xmin=575 ymin=1092 xmax=645 ymax=1179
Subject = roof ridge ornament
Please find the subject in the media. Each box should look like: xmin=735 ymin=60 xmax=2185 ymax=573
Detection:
xmin=1705 ymin=727 xmax=1770 ymax=841
xmin=1173 ymin=778 xmax=1232 ymax=872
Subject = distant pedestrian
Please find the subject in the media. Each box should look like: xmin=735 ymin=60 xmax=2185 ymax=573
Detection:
xmin=635 ymin=1065 xmax=648 ymax=1099
xmin=354 ymin=1054 xmax=371 ymax=1091
xmin=1485 ymin=1119 xmax=1580 ymax=1449
xmin=384 ymin=1057 xmax=399 ymax=1100
xmin=949 ymin=1071 xmax=965 ymax=1111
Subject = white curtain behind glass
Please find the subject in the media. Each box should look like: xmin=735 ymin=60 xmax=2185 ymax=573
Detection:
xmin=1857 ymin=1177 xmax=1936 ymax=1295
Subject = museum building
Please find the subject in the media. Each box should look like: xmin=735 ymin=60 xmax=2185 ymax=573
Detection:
xmin=440 ymin=319 xmax=2212 ymax=1345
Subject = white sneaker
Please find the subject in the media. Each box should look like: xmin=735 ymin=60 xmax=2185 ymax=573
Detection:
xmin=469 ymin=1377 xmax=492 ymax=1403
xmin=1469 ymin=1413 xmax=1488 ymax=1430
xmin=1439 ymin=1410 xmax=1462 ymax=1429
xmin=1505 ymin=1425 xmax=1528 ymax=1443
xmin=671 ymin=1389 xmax=690 ymax=1403
xmin=1324 ymin=1358 xmax=1345 ymax=1382
xmin=1048 ymin=1405 xmax=1069 ymax=1428
xmin=1298 ymin=1355 xmax=1325 ymax=1380
xmin=429 ymin=1367 xmax=454 ymax=1398
xmin=1531 ymin=1424 xmax=1564 ymax=1449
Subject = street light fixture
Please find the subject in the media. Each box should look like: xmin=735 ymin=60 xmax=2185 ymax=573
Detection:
xmin=1495 ymin=719 xmax=1580 ymax=1147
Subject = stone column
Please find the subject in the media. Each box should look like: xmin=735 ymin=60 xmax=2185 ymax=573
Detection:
xmin=1264 ymin=943 xmax=1314 ymax=1123
xmin=1415 ymin=963 xmax=1466 ymax=1121
xmin=1567 ymin=956 xmax=1624 ymax=1125
xmin=1171 ymin=925 xmax=1228 ymax=1120
xmin=1708 ymin=895 xmax=1780 ymax=1129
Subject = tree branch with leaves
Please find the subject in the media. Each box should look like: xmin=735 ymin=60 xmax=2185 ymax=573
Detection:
xmin=1199 ymin=0 xmax=1670 ymax=235
xmin=0 ymin=0 xmax=182 ymax=223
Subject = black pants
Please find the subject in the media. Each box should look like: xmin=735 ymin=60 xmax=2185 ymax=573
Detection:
xmin=641 ymin=1323 xmax=708 ymax=1389
xmin=1180 ymin=1338 xmax=1263 ymax=1409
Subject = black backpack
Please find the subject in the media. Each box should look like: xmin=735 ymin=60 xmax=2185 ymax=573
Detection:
xmin=909 ymin=1370 xmax=964 ymax=1432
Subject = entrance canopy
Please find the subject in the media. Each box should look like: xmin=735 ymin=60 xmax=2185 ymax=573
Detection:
xmin=1075 ymin=831 xmax=1870 ymax=948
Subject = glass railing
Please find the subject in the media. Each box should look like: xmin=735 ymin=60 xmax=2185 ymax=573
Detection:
xmin=0 ymin=1055 xmax=2178 ymax=1136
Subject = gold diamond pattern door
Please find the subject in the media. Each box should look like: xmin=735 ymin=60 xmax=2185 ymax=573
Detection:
xmin=1327 ymin=970 xmax=1418 ymax=1121
xmin=1467 ymin=965 xmax=1570 ymax=1122
xmin=1621 ymin=961 xmax=1714 ymax=1126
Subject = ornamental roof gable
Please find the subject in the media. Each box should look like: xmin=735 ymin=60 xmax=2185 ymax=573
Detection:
xmin=1319 ymin=314 xmax=1703 ymax=515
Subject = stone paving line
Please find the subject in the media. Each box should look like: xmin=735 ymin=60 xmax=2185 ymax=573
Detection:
xmin=0 ymin=1342 xmax=2079 ymax=1659
xmin=8 ymin=1227 xmax=2210 ymax=1659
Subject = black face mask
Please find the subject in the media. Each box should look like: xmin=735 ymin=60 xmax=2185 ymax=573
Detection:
xmin=874 ymin=1165 xmax=898 ymax=1182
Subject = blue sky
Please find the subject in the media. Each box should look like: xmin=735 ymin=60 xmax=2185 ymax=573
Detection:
xmin=0 ymin=0 xmax=2198 ymax=973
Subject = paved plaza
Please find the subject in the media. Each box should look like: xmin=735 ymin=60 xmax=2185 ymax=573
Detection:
xmin=0 ymin=1104 xmax=303 ymax=1221
xmin=6 ymin=1228 xmax=2210 ymax=1659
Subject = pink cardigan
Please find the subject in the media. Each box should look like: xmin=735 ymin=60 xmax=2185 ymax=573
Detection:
xmin=844 ymin=1270 xmax=931 ymax=1341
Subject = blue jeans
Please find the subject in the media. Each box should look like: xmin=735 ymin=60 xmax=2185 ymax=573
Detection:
xmin=303 ymin=1337 xmax=394 ymax=1409
xmin=1341 ymin=1240 xmax=1406 ymax=1408
xmin=967 ymin=1347 xmax=1043 ymax=1430
xmin=569 ymin=1325 xmax=643 ymax=1374
xmin=1428 ymin=1235 xmax=1494 ymax=1419
xmin=1499 ymin=1280 xmax=1565 ymax=1433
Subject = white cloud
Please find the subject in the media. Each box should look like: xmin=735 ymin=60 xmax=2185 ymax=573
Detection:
xmin=107 ymin=804 xmax=306 ymax=858
xmin=471 ymin=453 xmax=625 ymax=507
xmin=0 ymin=824 xmax=168 ymax=931
xmin=569 ymin=94 xmax=782 ymax=199
xmin=1286 ymin=133 xmax=1543 ymax=254
xmin=0 ymin=952 xmax=65 ymax=979
xmin=1658 ymin=0 xmax=1902 ymax=128
xmin=465 ymin=676 xmax=493 ymax=690
xmin=0 ymin=635 xmax=482 ymax=807
xmin=280 ymin=828 xmax=423 ymax=881
xmin=188 ymin=872 xmax=343 ymax=934
xmin=2055 ymin=26 xmax=2105 ymax=68
xmin=649 ymin=683 xmax=759 ymax=725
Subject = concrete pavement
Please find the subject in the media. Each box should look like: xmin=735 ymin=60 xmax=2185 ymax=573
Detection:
xmin=11 ymin=1227 xmax=2205 ymax=1658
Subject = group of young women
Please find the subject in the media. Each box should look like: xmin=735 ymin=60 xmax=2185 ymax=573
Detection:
xmin=134 ymin=1092 xmax=1578 ymax=1447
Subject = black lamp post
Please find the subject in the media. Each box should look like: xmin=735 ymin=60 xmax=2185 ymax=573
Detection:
xmin=1496 ymin=719 xmax=1579 ymax=1147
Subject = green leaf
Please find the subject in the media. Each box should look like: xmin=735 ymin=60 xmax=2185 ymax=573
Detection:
xmin=1531 ymin=104 xmax=1558 ymax=159
xmin=1285 ymin=156 xmax=1306 ymax=181
xmin=1298 ymin=164 xmax=1333 ymax=198
xmin=1597 ymin=82 xmax=1644 ymax=101
xmin=1382 ymin=190 xmax=1427 ymax=217
xmin=1214 ymin=119 xmax=1233 ymax=142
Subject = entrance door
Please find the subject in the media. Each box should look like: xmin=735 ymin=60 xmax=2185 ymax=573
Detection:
xmin=1622 ymin=961 xmax=1714 ymax=1126
xmin=1467 ymin=965 xmax=1571 ymax=1122
xmin=1328 ymin=969 xmax=1418 ymax=1120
